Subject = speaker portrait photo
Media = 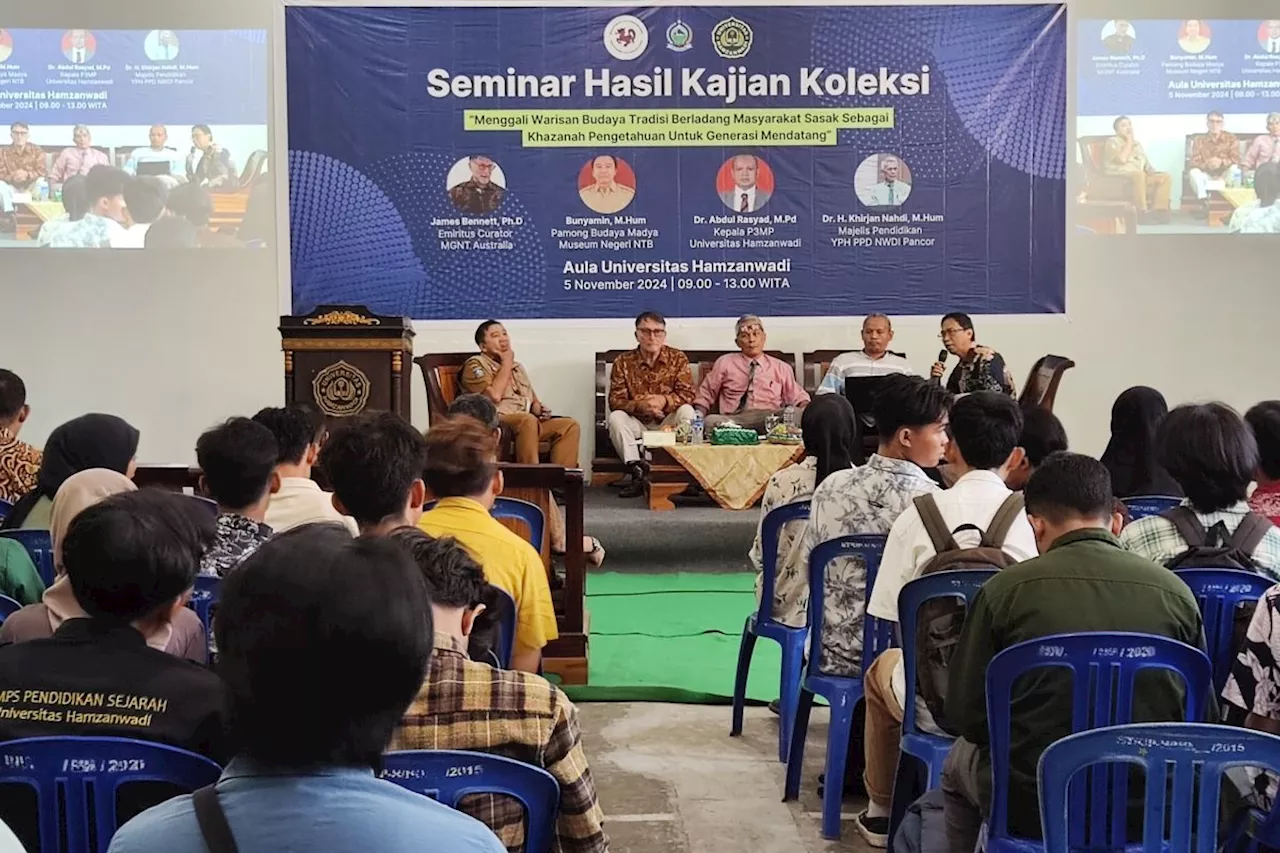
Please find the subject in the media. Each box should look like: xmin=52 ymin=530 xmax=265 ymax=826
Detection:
xmin=1260 ymin=20 xmax=1280 ymax=53
xmin=578 ymin=154 xmax=636 ymax=215
xmin=716 ymin=153 xmax=773 ymax=213
xmin=144 ymin=29 xmax=181 ymax=62
xmin=1100 ymin=20 xmax=1135 ymax=55
xmin=0 ymin=29 xmax=13 ymax=64
xmin=1178 ymin=19 xmax=1211 ymax=54
xmin=62 ymin=29 xmax=96 ymax=64
xmin=854 ymin=153 xmax=913 ymax=208
xmin=446 ymin=155 xmax=506 ymax=215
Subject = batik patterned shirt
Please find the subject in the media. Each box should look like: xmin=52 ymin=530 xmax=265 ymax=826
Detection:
xmin=0 ymin=427 xmax=40 ymax=505
xmin=797 ymin=454 xmax=940 ymax=676
xmin=1251 ymin=483 xmax=1280 ymax=528
xmin=199 ymin=513 xmax=272 ymax=577
xmin=1223 ymin=583 xmax=1280 ymax=809
xmin=0 ymin=144 xmax=46 ymax=188
xmin=607 ymin=346 xmax=696 ymax=420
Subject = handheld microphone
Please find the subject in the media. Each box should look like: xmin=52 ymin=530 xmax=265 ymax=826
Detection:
xmin=932 ymin=349 xmax=948 ymax=386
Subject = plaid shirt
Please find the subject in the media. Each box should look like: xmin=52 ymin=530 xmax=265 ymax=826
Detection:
xmin=1118 ymin=500 xmax=1280 ymax=580
xmin=390 ymin=634 xmax=608 ymax=853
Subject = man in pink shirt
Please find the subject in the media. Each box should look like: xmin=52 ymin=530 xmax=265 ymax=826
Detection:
xmin=1244 ymin=113 xmax=1280 ymax=172
xmin=694 ymin=314 xmax=810 ymax=432
xmin=48 ymin=125 xmax=110 ymax=189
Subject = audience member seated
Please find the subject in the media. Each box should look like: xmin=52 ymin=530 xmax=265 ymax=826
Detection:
xmin=1120 ymin=402 xmax=1280 ymax=577
xmin=1003 ymin=407 xmax=1069 ymax=491
xmin=1 ymin=412 xmax=138 ymax=530
xmin=1100 ymin=386 xmax=1182 ymax=498
xmin=34 ymin=174 xmax=89 ymax=246
xmin=942 ymin=452 xmax=1206 ymax=853
xmin=109 ymin=176 xmax=167 ymax=249
xmin=195 ymin=417 xmax=278 ymax=577
xmin=749 ymin=394 xmax=857 ymax=631
xmin=462 ymin=320 xmax=580 ymax=467
xmin=1103 ymin=116 xmax=1172 ymax=222
xmin=0 ymin=368 xmax=40 ymax=504
xmin=695 ymin=314 xmax=810 ymax=432
xmin=931 ymin=312 xmax=1015 ymax=396
xmin=419 ymin=417 xmax=558 ymax=674
xmin=607 ymin=311 xmax=697 ymax=496
xmin=0 ymin=490 xmax=224 ymax=753
xmin=448 ymin=393 xmax=604 ymax=565
xmin=815 ymin=313 xmax=915 ymax=395
xmin=1229 ymin=162 xmax=1280 ymax=234
xmin=165 ymin=183 xmax=242 ymax=248
xmin=1247 ymin=401 xmax=1280 ymax=526
xmin=1243 ymin=112 xmax=1280 ymax=172
xmin=108 ymin=525 xmax=506 ymax=853
xmin=2 ymin=469 xmax=206 ymax=660
xmin=0 ymin=534 xmax=41 ymax=605
xmin=389 ymin=529 xmax=610 ymax=853
xmin=47 ymin=165 xmax=129 ymax=248
xmin=253 ymin=404 xmax=357 ymax=534
xmin=319 ymin=410 xmax=428 ymax=536
xmin=856 ymin=391 xmax=1036 ymax=846
xmin=144 ymin=214 xmax=200 ymax=249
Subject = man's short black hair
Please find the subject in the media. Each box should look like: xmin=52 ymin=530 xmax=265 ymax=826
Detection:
xmin=0 ymin=369 xmax=26 ymax=422
xmin=1024 ymin=452 xmax=1115 ymax=525
xmin=1019 ymin=407 xmax=1069 ymax=467
xmin=192 ymin=123 xmax=213 ymax=138
xmin=447 ymin=393 xmax=500 ymax=432
xmin=1207 ymin=110 xmax=1224 ymax=121
xmin=195 ymin=417 xmax=278 ymax=511
xmin=216 ymin=525 xmax=432 ymax=769
xmin=635 ymin=311 xmax=666 ymax=327
xmin=474 ymin=319 xmax=502 ymax=346
xmin=1157 ymin=403 xmax=1259 ymax=513
xmin=167 ymin=183 xmax=214 ymax=227
xmin=318 ymin=411 xmax=427 ymax=526
xmin=1256 ymin=162 xmax=1280 ymax=207
xmin=60 ymin=175 xmax=91 ymax=221
xmin=949 ymin=391 xmax=1023 ymax=470
xmin=64 ymin=490 xmax=214 ymax=623
xmin=941 ymin=311 xmax=974 ymax=332
xmin=1113 ymin=115 xmax=1131 ymax=131
xmin=389 ymin=528 xmax=486 ymax=609
xmin=1246 ymin=401 xmax=1280 ymax=481
xmin=872 ymin=374 xmax=953 ymax=439
xmin=253 ymin=405 xmax=323 ymax=466
xmin=85 ymin=165 xmax=127 ymax=205
xmin=592 ymin=154 xmax=618 ymax=167
xmin=123 ymin=176 xmax=167 ymax=224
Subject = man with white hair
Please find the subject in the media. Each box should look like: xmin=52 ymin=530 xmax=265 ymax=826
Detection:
xmin=694 ymin=315 xmax=809 ymax=432
xmin=816 ymin=313 xmax=915 ymax=394
xmin=867 ymin=155 xmax=911 ymax=206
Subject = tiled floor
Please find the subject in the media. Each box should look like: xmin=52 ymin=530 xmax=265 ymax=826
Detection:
xmin=578 ymin=702 xmax=876 ymax=853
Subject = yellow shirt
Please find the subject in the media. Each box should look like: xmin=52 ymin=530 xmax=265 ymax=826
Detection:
xmin=418 ymin=497 xmax=559 ymax=653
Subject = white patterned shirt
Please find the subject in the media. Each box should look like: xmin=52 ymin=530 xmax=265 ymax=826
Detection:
xmin=749 ymin=457 xmax=820 ymax=628
xmin=45 ymin=213 xmax=124 ymax=248
xmin=1228 ymin=201 xmax=1280 ymax=234
xmin=798 ymin=454 xmax=939 ymax=676
xmin=815 ymin=351 xmax=916 ymax=394
xmin=1223 ymin=583 xmax=1280 ymax=808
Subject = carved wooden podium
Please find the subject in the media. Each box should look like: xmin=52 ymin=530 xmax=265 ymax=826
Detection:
xmin=280 ymin=306 xmax=415 ymax=420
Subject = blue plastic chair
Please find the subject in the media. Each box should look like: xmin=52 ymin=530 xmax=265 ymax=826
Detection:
xmin=730 ymin=501 xmax=810 ymax=763
xmin=381 ymin=750 xmax=560 ymax=853
xmin=1039 ymin=723 xmax=1280 ymax=853
xmin=0 ymin=735 xmax=222 ymax=853
xmin=1122 ymin=495 xmax=1183 ymax=521
xmin=0 ymin=498 xmax=12 ymax=523
xmin=0 ymin=593 xmax=21 ymax=622
xmin=783 ymin=534 xmax=897 ymax=840
xmin=0 ymin=529 xmax=54 ymax=587
xmin=984 ymin=632 xmax=1213 ymax=853
xmin=489 ymin=585 xmax=518 ymax=669
xmin=1174 ymin=568 xmax=1271 ymax=693
xmin=491 ymin=497 xmax=546 ymax=551
xmin=186 ymin=574 xmax=220 ymax=661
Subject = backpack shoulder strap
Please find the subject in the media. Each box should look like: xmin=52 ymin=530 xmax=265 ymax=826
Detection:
xmin=914 ymin=493 xmax=958 ymax=553
xmin=1164 ymin=505 xmax=1207 ymax=546
xmin=193 ymin=785 xmax=240 ymax=853
xmin=984 ymin=493 xmax=1026 ymax=548
xmin=1230 ymin=512 xmax=1272 ymax=557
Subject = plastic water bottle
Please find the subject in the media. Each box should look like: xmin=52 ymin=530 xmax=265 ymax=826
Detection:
xmin=691 ymin=413 xmax=704 ymax=444
xmin=783 ymin=405 xmax=796 ymax=430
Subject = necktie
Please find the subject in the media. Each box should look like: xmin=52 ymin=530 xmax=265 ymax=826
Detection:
xmin=733 ymin=361 xmax=758 ymax=414
xmin=740 ymin=193 xmax=749 ymax=213
xmin=75 ymin=49 xmax=82 ymax=63
xmin=1272 ymin=39 xmax=1278 ymax=53
xmin=888 ymin=183 xmax=895 ymax=204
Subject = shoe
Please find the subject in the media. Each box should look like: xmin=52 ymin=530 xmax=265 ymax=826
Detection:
xmin=855 ymin=810 xmax=889 ymax=848
xmin=618 ymin=480 xmax=644 ymax=498
xmin=767 ymin=698 xmax=781 ymax=716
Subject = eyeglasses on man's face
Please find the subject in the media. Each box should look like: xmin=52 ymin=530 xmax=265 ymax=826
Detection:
xmin=637 ymin=327 xmax=667 ymax=337
xmin=939 ymin=327 xmax=967 ymax=339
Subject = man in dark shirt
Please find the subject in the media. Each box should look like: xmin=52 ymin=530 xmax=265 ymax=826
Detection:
xmin=196 ymin=417 xmax=278 ymax=576
xmin=942 ymin=452 xmax=1205 ymax=853
xmin=449 ymin=155 xmax=505 ymax=214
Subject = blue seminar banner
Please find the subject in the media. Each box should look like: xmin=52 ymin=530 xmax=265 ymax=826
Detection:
xmin=285 ymin=5 xmax=1066 ymax=320
xmin=0 ymin=29 xmax=267 ymax=125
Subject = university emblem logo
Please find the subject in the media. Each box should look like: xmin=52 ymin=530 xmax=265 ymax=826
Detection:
xmin=312 ymin=360 xmax=371 ymax=418
xmin=712 ymin=17 xmax=753 ymax=59
xmin=604 ymin=14 xmax=648 ymax=61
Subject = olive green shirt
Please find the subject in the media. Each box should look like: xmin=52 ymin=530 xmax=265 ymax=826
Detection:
xmin=946 ymin=528 xmax=1205 ymax=837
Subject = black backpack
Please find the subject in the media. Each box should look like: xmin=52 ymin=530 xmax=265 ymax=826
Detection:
xmin=1161 ymin=507 xmax=1270 ymax=571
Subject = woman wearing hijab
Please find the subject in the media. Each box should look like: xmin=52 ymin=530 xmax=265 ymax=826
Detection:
xmin=0 ymin=469 xmax=209 ymax=662
xmin=749 ymin=394 xmax=858 ymax=628
xmin=1101 ymin=386 xmax=1183 ymax=498
xmin=1 ymin=413 xmax=139 ymax=530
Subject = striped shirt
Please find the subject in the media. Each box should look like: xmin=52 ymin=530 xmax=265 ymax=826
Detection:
xmin=390 ymin=634 xmax=609 ymax=853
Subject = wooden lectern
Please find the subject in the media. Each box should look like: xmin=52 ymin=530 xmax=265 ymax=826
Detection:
xmin=280 ymin=306 xmax=415 ymax=420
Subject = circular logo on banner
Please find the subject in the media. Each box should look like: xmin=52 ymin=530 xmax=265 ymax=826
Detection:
xmin=712 ymin=17 xmax=753 ymax=59
xmin=604 ymin=15 xmax=648 ymax=61
xmin=312 ymin=360 xmax=371 ymax=418
xmin=666 ymin=20 xmax=693 ymax=52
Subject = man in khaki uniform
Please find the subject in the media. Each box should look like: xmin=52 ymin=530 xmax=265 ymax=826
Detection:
xmin=460 ymin=320 xmax=580 ymax=467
